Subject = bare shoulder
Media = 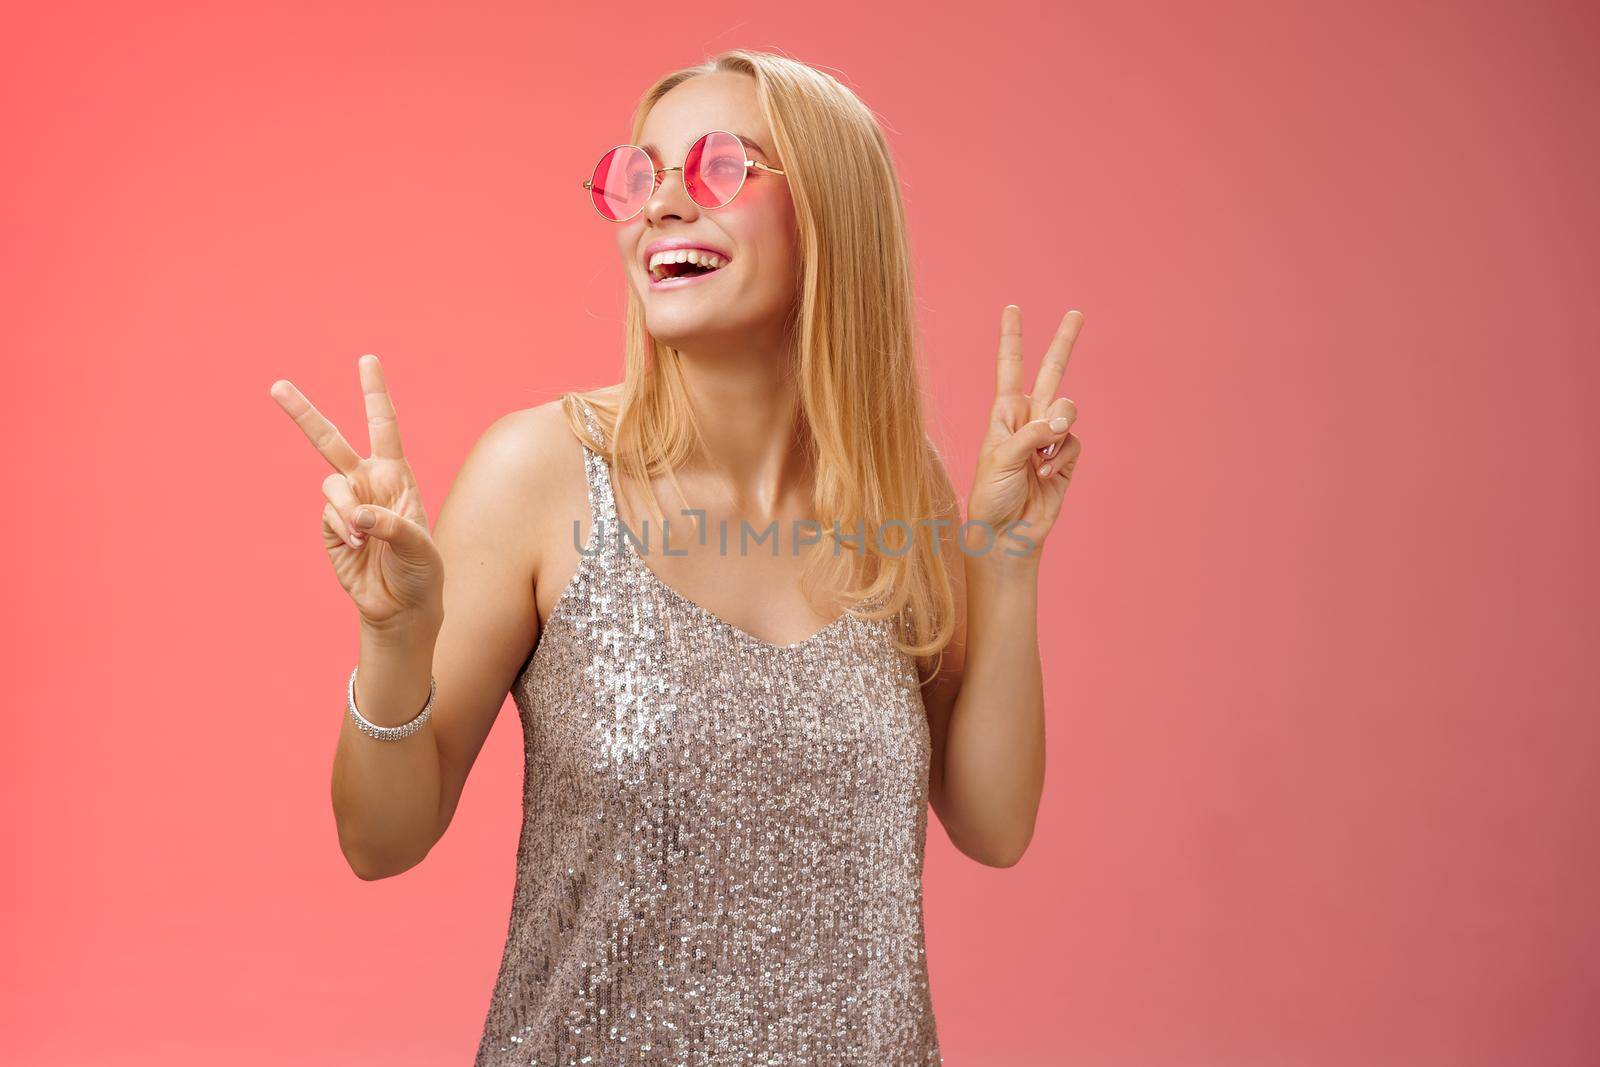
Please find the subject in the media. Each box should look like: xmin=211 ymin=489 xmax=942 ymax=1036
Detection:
xmin=453 ymin=389 xmax=632 ymax=622
xmin=431 ymin=399 xmax=586 ymax=578
xmin=443 ymin=400 xmax=575 ymax=506
xmin=475 ymin=397 xmax=588 ymax=485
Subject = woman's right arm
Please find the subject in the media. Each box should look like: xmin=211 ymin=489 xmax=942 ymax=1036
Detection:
xmin=272 ymin=357 xmax=563 ymax=881
xmin=332 ymin=401 xmax=555 ymax=878
xmin=336 ymin=405 xmax=574 ymax=880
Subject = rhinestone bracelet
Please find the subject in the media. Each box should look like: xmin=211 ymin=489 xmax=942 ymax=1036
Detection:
xmin=347 ymin=665 xmax=436 ymax=741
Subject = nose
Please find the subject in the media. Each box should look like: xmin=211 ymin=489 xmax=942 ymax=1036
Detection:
xmin=641 ymin=166 xmax=699 ymax=226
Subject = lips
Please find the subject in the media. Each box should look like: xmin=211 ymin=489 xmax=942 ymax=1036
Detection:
xmin=648 ymin=264 xmax=724 ymax=289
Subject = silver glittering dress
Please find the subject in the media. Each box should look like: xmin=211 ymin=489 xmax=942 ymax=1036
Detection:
xmin=474 ymin=396 xmax=942 ymax=1066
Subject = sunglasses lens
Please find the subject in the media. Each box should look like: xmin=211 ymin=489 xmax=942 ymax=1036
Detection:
xmin=590 ymin=145 xmax=653 ymax=221
xmin=685 ymin=131 xmax=748 ymax=209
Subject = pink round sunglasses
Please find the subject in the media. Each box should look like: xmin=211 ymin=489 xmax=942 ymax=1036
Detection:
xmin=582 ymin=130 xmax=787 ymax=222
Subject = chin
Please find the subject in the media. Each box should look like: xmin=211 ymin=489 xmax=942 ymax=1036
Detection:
xmin=644 ymin=318 xmax=727 ymax=351
xmin=640 ymin=295 xmax=739 ymax=346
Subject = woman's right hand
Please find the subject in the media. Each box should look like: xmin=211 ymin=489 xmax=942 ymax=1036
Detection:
xmin=269 ymin=354 xmax=444 ymax=633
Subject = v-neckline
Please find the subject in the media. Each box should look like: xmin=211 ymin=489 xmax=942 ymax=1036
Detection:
xmin=575 ymin=395 xmax=856 ymax=653
xmin=616 ymin=527 xmax=855 ymax=653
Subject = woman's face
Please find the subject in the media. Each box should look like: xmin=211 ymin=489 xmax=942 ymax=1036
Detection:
xmin=613 ymin=72 xmax=799 ymax=353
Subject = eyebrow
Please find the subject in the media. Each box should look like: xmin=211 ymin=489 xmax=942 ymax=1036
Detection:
xmin=640 ymin=132 xmax=772 ymax=161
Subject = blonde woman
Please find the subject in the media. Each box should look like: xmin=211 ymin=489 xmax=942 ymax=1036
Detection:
xmin=270 ymin=48 xmax=1083 ymax=1065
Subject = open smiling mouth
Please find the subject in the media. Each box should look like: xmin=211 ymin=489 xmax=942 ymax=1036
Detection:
xmin=648 ymin=252 xmax=730 ymax=287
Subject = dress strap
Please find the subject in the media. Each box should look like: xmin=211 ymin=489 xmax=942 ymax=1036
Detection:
xmin=570 ymin=393 xmax=608 ymax=452
xmin=567 ymin=395 xmax=620 ymax=545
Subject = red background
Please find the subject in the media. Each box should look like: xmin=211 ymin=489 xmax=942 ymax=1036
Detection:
xmin=4 ymin=2 xmax=1597 ymax=1064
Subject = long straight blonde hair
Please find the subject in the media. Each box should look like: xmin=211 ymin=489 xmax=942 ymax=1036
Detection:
xmin=565 ymin=48 xmax=957 ymax=680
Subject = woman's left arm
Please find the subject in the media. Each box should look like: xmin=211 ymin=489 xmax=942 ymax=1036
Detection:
xmin=922 ymin=305 xmax=1084 ymax=868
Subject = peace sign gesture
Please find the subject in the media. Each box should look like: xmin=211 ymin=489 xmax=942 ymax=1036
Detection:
xmin=965 ymin=305 xmax=1084 ymax=559
xmin=269 ymin=355 xmax=444 ymax=631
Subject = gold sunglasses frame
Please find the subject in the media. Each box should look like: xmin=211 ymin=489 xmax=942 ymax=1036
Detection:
xmin=581 ymin=130 xmax=787 ymax=222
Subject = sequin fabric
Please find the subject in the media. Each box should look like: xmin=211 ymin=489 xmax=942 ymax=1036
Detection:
xmin=474 ymin=396 xmax=942 ymax=1066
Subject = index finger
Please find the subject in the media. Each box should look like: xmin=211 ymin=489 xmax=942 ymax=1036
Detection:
xmin=269 ymin=378 xmax=365 ymax=475
xmin=995 ymin=304 xmax=1026 ymax=399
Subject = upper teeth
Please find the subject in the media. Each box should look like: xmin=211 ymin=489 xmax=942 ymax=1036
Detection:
xmin=648 ymin=248 xmax=727 ymax=278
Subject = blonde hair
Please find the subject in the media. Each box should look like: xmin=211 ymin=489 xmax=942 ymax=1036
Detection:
xmin=564 ymin=48 xmax=957 ymax=681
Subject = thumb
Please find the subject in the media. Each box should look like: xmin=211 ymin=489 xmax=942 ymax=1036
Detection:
xmin=994 ymin=415 xmax=1072 ymax=471
xmin=350 ymin=504 xmax=428 ymax=556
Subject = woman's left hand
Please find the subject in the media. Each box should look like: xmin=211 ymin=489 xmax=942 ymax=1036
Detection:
xmin=964 ymin=305 xmax=1084 ymax=562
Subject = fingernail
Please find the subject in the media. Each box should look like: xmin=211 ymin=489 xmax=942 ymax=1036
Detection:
xmin=1049 ymin=416 xmax=1070 ymax=432
xmin=1039 ymin=463 xmax=1052 ymax=476
xmin=348 ymin=532 xmax=365 ymax=548
xmin=354 ymin=508 xmax=375 ymax=529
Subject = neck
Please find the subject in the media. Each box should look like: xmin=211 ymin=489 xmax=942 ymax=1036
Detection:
xmin=669 ymin=336 xmax=811 ymax=520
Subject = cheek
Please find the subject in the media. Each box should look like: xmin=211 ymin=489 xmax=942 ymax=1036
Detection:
xmin=615 ymin=224 xmax=641 ymax=264
xmin=727 ymin=202 xmax=800 ymax=287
